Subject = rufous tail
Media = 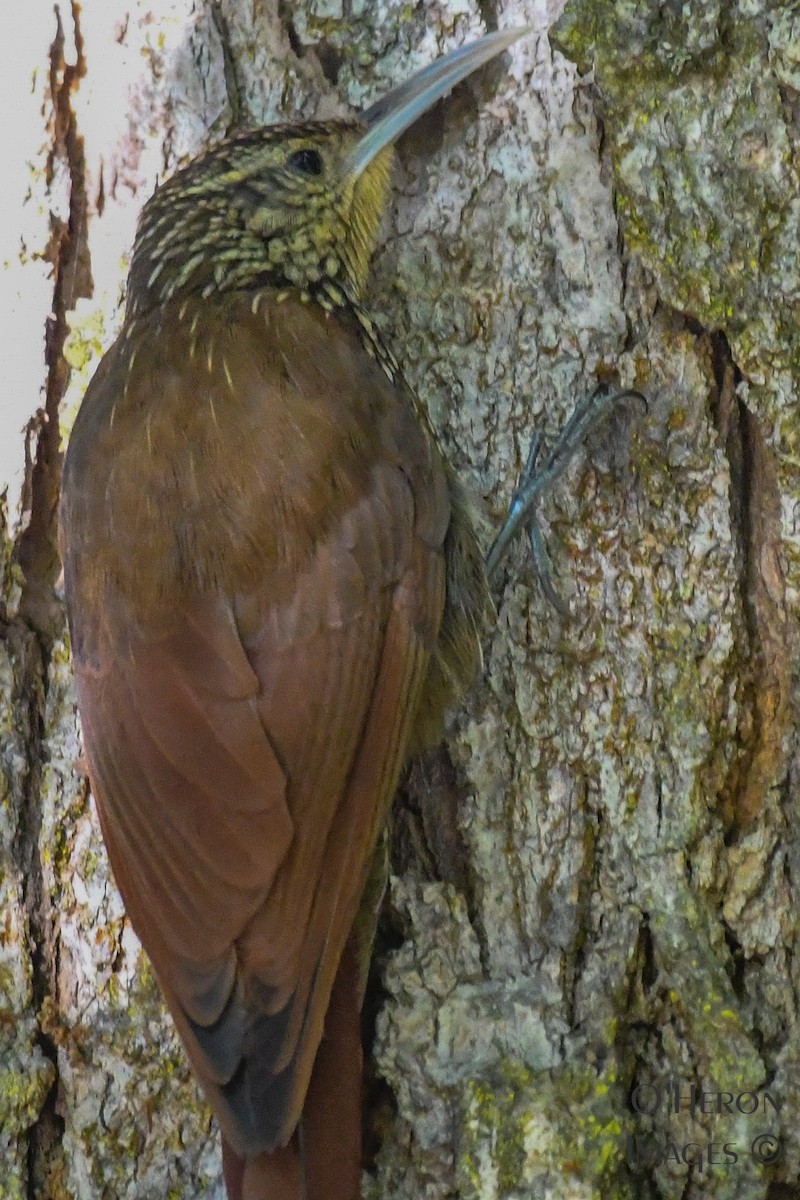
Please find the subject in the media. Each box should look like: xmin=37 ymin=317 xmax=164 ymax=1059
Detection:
xmin=222 ymin=939 xmax=363 ymax=1200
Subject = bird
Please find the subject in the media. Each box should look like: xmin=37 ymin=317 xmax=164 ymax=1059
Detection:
xmin=59 ymin=28 xmax=528 ymax=1200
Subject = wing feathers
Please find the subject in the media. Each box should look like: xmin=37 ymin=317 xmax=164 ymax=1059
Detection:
xmin=240 ymin=543 xmax=443 ymax=1124
xmin=186 ymin=981 xmax=246 ymax=1081
xmin=63 ymin=294 xmax=454 ymax=1158
xmin=78 ymin=490 xmax=446 ymax=1155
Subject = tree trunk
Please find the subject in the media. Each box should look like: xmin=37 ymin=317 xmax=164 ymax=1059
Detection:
xmin=2 ymin=2 xmax=798 ymax=1198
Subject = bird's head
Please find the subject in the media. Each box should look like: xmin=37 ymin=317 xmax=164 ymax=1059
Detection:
xmin=127 ymin=28 xmax=528 ymax=319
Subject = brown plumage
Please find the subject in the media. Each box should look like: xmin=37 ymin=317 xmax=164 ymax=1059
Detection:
xmin=59 ymin=31 xmax=525 ymax=1200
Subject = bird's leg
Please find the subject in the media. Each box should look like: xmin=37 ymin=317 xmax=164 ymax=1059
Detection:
xmin=486 ymin=388 xmax=646 ymax=615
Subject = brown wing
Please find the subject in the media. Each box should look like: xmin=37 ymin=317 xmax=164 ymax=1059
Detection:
xmin=61 ymin=294 xmax=448 ymax=1156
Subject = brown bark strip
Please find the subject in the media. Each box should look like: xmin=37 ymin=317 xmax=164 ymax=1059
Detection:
xmin=16 ymin=1 xmax=91 ymax=640
xmin=7 ymin=3 xmax=92 ymax=1194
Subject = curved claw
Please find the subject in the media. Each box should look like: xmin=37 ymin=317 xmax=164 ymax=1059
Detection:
xmin=486 ymin=386 xmax=646 ymax=612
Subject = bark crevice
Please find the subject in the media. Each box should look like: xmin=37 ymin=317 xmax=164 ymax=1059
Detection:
xmin=705 ymin=331 xmax=790 ymax=836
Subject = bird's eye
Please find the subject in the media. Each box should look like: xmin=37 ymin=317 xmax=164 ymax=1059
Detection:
xmin=287 ymin=148 xmax=324 ymax=177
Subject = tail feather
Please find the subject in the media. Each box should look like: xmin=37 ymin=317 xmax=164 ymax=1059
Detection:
xmin=221 ymin=939 xmax=363 ymax=1200
xmin=222 ymin=1138 xmax=302 ymax=1200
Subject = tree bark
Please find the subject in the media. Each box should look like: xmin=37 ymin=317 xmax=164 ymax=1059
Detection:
xmin=2 ymin=1 xmax=798 ymax=1198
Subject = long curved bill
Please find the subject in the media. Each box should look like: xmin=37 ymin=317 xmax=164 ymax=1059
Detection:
xmin=347 ymin=27 xmax=531 ymax=179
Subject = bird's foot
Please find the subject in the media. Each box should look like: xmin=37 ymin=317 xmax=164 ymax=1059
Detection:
xmin=486 ymin=386 xmax=646 ymax=616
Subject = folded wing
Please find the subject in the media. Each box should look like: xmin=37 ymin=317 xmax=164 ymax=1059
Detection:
xmin=64 ymin=296 xmax=449 ymax=1155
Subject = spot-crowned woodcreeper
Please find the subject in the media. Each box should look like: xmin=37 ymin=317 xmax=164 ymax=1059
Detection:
xmin=59 ymin=28 xmax=529 ymax=1200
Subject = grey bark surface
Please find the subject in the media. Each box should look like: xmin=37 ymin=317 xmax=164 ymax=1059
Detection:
xmin=1 ymin=1 xmax=798 ymax=1199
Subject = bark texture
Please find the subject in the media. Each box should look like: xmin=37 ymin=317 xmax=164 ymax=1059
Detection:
xmin=1 ymin=1 xmax=798 ymax=1198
